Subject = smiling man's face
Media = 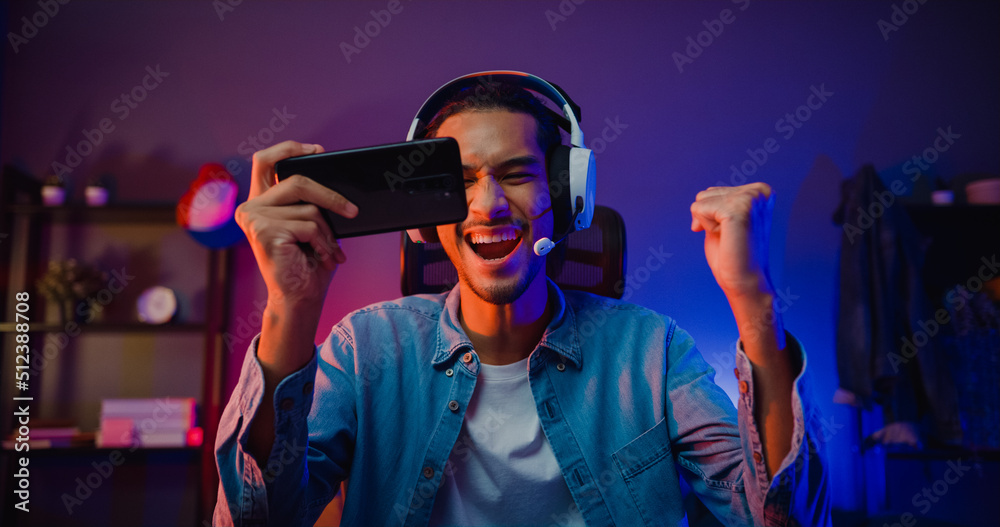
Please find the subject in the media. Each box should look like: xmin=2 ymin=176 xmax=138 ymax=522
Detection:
xmin=434 ymin=110 xmax=554 ymax=305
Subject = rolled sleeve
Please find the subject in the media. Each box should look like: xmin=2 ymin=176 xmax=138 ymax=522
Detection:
xmin=213 ymin=335 xmax=319 ymax=527
xmin=734 ymin=332 xmax=832 ymax=526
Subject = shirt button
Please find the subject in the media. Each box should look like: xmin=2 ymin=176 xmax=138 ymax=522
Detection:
xmin=445 ymin=368 xmax=454 ymax=377
xmin=556 ymin=362 xmax=566 ymax=372
xmin=422 ymin=466 xmax=434 ymax=479
xmin=462 ymin=352 xmax=474 ymax=364
xmin=302 ymin=382 xmax=313 ymax=395
xmin=734 ymin=368 xmax=740 ymax=380
xmin=448 ymin=400 xmax=459 ymax=412
xmin=739 ymin=381 xmax=749 ymax=394
xmin=280 ymin=398 xmax=294 ymax=411
xmin=753 ymin=451 xmax=763 ymax=464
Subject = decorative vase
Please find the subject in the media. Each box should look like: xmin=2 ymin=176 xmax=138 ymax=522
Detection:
xmin=41 ymin=185 xmax=66 ymax=206
xmin=85 ymin=185 xmax=109 ymax=206
xmin=59 ymin=299 xmax=77 ymax=325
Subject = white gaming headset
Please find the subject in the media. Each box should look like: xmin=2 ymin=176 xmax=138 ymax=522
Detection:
xmin=404 ymin=70 xmax=596 ymax=256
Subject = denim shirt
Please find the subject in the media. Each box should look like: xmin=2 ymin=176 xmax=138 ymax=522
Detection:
xmin=214 ymin=279 xmax=830 ymax=526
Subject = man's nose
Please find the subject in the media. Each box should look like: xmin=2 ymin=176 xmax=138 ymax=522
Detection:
xmin=468 ymin=176 xmax=509 ymax=219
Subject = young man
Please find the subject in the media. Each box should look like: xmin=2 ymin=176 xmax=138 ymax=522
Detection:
xmin=215 ymin=78 xmax=829 ymax=526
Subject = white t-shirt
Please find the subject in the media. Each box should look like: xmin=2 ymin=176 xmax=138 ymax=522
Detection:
xmin=429 ymin=357 xmax=585 ymax=526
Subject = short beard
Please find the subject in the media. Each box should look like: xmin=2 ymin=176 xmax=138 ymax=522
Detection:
xmin=459 ymin=250 xmax=545 ymax=305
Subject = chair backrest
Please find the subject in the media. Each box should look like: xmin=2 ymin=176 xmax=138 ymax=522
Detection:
xmin=400 ymin=205 xmax=627 ymax=298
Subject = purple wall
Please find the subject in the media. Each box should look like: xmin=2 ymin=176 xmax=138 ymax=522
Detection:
xmin=4 ymin=0 xmax=998 ymax=515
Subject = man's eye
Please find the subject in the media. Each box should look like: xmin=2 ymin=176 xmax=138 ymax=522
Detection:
xmin=502 ymin=173 xmax=535 ymax=184
xmin=464 ymin=178 xmax=476 ymax=188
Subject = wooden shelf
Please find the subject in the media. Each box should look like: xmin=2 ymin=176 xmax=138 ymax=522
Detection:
xmin=1 ymin=166 xmax=229 ymax=524
xmin=904 ymin=204 xmax=1000 ymax=233
xmin=6 ymin=204 xmax=178 ymax=223
xmin=0 ymin=445 xmax=200 ymax=455
xmin=886 ymin=446 xmax=1000 ymax=462
xmin=0 ymin=322 xmax=206 ymax=334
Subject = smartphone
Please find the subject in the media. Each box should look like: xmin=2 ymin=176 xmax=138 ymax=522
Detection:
xmin=274 ymin=138 xmax=467 ymax=238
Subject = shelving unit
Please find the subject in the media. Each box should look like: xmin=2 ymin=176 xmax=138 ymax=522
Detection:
xmin=0 ymin=322 xmax=206 ymax=333
xmin=845 ymin=203 xmax=1000 ymax=525
xmin=0 ymin=166 xmax=229 ymax=526
xmin=3 ymin=203 xmax=179 ymax=223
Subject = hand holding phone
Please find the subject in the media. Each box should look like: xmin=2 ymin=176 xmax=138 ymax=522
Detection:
xmin=274 ymin=138 xmax=467 ymax=238
xmin=237 ymin=140 xmax=359 ymax=462
xmin=238 ymin=141 xmax=353 ymax=298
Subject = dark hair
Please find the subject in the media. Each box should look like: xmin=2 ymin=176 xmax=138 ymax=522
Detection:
xmin=421 ymin=79 xmax=570 ymax=274
xmin=420 ymin=80 xmax=563 ymax=154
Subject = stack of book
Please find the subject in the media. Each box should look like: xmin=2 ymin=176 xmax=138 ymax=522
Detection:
xmin=98 ymin=398 xmax=201 ymax=448
xmin=2 ymin=427 xmax=94 ymax=450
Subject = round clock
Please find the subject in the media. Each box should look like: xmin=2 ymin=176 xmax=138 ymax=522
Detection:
xmin=136 ymin=286 xmax=177 ymax=324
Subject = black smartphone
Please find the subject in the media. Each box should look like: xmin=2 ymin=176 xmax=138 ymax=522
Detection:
xmin=274 ymin=138 xmax=467 ymax=238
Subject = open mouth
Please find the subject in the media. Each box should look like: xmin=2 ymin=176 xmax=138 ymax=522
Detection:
xmin=467 ymin=227 xmax=522 ymax=261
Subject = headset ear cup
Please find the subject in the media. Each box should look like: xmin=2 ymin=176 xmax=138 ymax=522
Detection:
xmin=406 ymin=227 xmax=441 ymax=244
xmin=547 ymin=145 xmax=574 ymax=237
xmin=568 ymin=147 xmax=596 ymax=231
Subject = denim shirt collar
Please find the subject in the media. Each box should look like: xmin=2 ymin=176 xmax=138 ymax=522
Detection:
xmin=431 ymin=277 xmax=583 ymax=369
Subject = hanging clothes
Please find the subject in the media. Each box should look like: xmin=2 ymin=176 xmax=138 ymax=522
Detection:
xmin=832 ymin=164 xmax=961 ymax=444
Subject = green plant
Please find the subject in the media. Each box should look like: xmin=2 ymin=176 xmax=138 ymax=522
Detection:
xmin=37 ymin=259 xmax=107 ymax=304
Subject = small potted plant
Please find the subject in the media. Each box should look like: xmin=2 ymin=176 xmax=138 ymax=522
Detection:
xmin=85 ymin=176 xmax=110 ymax=206
xmin=37 ymin=259 xmax=108 ymax=324
xmin=41 ymin=175 xmax=67 ymax=206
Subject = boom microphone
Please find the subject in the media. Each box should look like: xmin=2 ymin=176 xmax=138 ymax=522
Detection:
xmin=526 ymin=205 xmax=560 ymax=256
xmin=533 ymin=237 xmax=556 ymax=256
xmin=534 ymin=230 xmax=573 ymax=256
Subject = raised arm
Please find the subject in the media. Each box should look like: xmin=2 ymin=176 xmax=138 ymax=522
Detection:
xmin=234 ymin=140 xmax=357 ymax=463
xmin=689 ymin=182 xmax=795 ymax=477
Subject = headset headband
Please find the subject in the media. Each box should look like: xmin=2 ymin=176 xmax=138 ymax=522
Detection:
xmin=406 ymin=70 xmax=585 ymax=147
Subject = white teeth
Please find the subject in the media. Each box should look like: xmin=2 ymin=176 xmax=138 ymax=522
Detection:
xmin=469 ymin=229 xmax=519 ymax=245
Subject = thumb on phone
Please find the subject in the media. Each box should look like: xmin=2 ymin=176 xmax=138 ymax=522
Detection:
xmin=249 ymin=141 xmax=326 ymax=199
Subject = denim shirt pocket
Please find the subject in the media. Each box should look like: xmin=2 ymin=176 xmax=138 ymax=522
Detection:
xmin=612 ymin=418 xmax=685 ymax=526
